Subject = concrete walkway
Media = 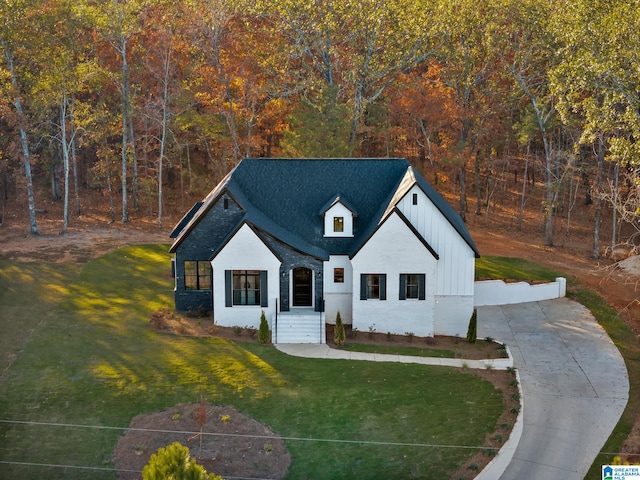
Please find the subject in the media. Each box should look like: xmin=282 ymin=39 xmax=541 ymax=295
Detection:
xmin=275 ymin=342 xmax=514 ymax=370
xmin=276 ymin=297 xmax=629 ymax=480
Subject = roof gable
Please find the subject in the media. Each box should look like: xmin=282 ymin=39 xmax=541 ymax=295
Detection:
xmin=170 ymin=201 xmax=202 ymax=238
xmin=350 ymin=207 xmax=439 ymax=260
xmin=319 ymin=194 xmax=358 ymax=217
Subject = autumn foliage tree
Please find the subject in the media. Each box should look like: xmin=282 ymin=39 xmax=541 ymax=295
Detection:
xmin=1 ymin=0 xmax=639 ymax=251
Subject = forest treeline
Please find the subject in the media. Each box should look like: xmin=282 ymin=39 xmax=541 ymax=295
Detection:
xmin=1 ymin=0 xmax=639 ymax=256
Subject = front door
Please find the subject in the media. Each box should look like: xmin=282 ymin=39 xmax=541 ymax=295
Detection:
xmin=292 ymin=267 xmax=313 ymax=307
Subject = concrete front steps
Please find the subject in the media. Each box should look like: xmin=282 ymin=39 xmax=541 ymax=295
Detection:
xmin=273 ymin=310 xmax=325 ymax=344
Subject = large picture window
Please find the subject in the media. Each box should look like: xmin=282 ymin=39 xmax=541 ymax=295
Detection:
xmin=399 ymin=273 xmax=426 ymax=300
xmin=184 ymin=261 xmax=212 ymax=290
xmin=360 ymin=274 xmax=386 ymax=300
xmin=225 ymin=270 xmax=268 ymax=307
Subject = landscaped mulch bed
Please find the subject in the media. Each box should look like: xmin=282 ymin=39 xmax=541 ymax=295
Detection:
xmin=113 ymin=403 xmax=290 ymax=480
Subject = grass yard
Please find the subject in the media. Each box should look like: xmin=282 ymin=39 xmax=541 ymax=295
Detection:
xmin=0 ymin=245 xmax=505 ymax=480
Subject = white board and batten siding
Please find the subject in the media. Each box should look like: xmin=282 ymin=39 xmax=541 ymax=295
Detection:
xmin=351 ymin=212 xmax=437 ymax=337
xmin=396 ymin=185 xmax=476 ymax=336
xmin=211 ymin=223 xmax=281 ymax=328
xmin=323 ymin=255 xmax=353 ymax=324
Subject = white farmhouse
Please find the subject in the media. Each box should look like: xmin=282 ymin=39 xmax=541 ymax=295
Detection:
xmin=169 ymin=158 xmax=480 ymax=343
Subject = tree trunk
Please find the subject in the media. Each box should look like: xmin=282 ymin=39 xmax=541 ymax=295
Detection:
xmin=120 ymin=34 xmax=130 ymax=223
xmin=542 ymin=134 xmax=554 ymax=246
xmin=60 ymin=99 xmax=70 ymax=234
xmin=157 ymin=44 xmax=171 ymax=228
xmin=129 ymin=105 xmax=138 ymax=212
xmin=612 ymin=162 xmax=619 ymax=248
xmin=1 ymin=37 xmax=38 ymax=235
xmin=592 ymin=137 xmax=604 ymax=258
xmin=518 ymin=142 xmax=530 ymax=231
xmin=459 ymin=162 xmax=467 ymax=222
xmin=70 ymin=99 xmax=81 ymax=216
xmin=474 ymin=150 xmax=482 ymax=216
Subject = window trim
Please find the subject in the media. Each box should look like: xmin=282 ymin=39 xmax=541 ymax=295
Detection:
xmin=399 ymin=273 xmax=426 ymax=300
xmin=225 ymin=270 xmax=268 ymax=307
xmin=184 ymin=260 xmax=212 ymax=290
xmin=360 ymin=273 xmax=386 ymax=300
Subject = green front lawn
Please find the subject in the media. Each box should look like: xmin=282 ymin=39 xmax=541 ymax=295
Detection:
xmin=0 ymin=245 xmax=504 ymax=479
xmin=337 ymin=342 xmax=457 ymax=358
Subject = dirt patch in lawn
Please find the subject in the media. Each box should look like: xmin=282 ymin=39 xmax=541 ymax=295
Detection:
xmin=113 ymin=403 xmax=290 ymax=480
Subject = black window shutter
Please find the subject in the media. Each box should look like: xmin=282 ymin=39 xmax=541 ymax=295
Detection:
xmin=419 ymin=274 xmax=426 ymax=300
xmin=360 ymin=274 xmax=367 ymax=300
xmin=380 ymin=274 xmax=387 ymax=300
xmin=225 ymin=270 xmax=233 ymax=307
xmin=399 ymin=274 xmax=406 ymax=300
xmin=260 ymin=270 xmax=268 ymax=307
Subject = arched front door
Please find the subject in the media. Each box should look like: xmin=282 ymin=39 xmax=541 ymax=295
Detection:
xmin=292 ymin=267 xmax=313 ymax=307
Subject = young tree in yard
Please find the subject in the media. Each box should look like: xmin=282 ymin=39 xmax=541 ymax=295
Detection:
xmin=142 ymin=442 xmax=222 ymax=480
xmin=0 ymin=0 xmax=40 ymax=235
xmin=259 ymin=310 xmax=270 ymax=344
xmin=467 ymin=308 xmax=477 ymax=344
xmin=334 ymin=311 xmax=345 ymax=346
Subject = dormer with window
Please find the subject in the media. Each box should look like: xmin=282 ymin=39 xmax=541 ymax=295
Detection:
xmin=320 ymin=195 xmax=356 ymax=237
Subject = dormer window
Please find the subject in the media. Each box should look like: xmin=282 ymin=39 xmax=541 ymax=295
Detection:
xmin=320 ymin=195 xmax=356 ymax=238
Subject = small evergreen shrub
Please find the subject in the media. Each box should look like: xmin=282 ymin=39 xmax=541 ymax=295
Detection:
xmin=334 ymin=311 xmax=345 ymax=346
xmin=259 ymin=310 xmax=270 ymax=344
xmin=466 ymin=308 xmax=477 ymax=344
xmin=142 ymin=442 xmax=222 ymax=480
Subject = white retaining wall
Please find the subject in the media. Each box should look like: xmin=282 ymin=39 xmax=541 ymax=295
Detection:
xmin=474 ymin=277 xmax=566 ymax=307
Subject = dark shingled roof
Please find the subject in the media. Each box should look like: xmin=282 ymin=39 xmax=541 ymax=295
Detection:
xmin=170 ymin=158 xmax=480 ymax=259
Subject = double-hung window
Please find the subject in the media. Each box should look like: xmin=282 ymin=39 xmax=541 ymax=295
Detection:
xmin=399 ymin=274 xmax=426 ymax=300
xmin=225 ymin=270 xmax=268 ymax=307
xmin=184 ymin=261 xmax=212 ymax=290
xmin=233 ymin=270 xmax=261 ymax=305
xmin=360 ymin=274 xmax=386 ymax=300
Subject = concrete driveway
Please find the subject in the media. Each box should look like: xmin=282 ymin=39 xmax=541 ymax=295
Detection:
xmin=478 ymin=298 xmax=629 ymax=480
